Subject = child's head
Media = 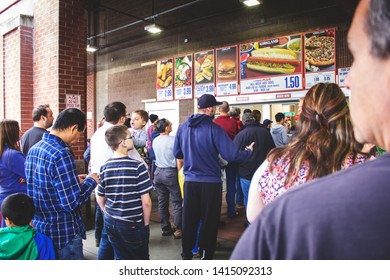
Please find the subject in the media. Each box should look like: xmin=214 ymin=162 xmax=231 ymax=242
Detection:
xmin=1 ymin=193 xmax=34 ymax=227
xmin=105 ymin=125 xmax=134 ymax=152
xmin=131 ymin=110 xmax=148 ymax=130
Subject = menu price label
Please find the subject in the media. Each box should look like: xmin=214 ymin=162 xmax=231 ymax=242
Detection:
xmin=157 ymin=88 xmax=173 ymax=101
xmin=217 ymin=82 xmax=238 ymax=95
xmin=305 ymin=72 xmax=335 ymax=89
xmin=241 ymin=74 xmax=302 ymax=94
xmin=195 ymin=84 xmax=215 ymax=97
xmin=175 ymin=87 xmax=192 ymax=99
xmin=338 ymin=67 xmax=350 ymax=87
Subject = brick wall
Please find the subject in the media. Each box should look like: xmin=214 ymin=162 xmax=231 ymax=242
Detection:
xmin=86 ymin=52 xmax=95 ymax=139
xmin=34 ymin=0 xmax=87 ymax=161
xmin=58 ymin=0 xmax=87 ymax=160
xmin=4 ymin=28 xmax=20 ymax=121
xmin=20 ymin=25 xmax=34 ymax=132
xmin=33 ymin=0 xmax=59 ymax=113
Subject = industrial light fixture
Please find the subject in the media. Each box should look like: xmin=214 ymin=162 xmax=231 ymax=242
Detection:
xmin=240 ymin=0 xmax=262 ymax=7
xmin=86 ymin=44 xmax=98 ymax=52
xmin=144 ymin=23 xmax=162 ymax=34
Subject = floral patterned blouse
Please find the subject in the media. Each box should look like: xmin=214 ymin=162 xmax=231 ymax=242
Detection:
xmin=259 ymin=153 xmax=368 ymax=205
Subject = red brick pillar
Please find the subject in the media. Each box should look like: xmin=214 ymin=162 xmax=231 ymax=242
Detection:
xmin=0 ymin=16 xmax=33 ymax=129
xmin=34 ymin=0 xmax=87 ymax=161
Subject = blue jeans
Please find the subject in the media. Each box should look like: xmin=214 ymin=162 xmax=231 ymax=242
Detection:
xmin=236 ymin=176 xmax=244 ymax=205
xmin=104 ymin=215 xmax=150 ymax=260
xmin=98 ymin=225 xmax=114 ymax=260
xmin=95 ymin=203 xmax=103 ymax=243
xmin=240 ymin=177 xmax=251 ymax=208
xmin=56 ymin=234 xmax=84 ymax=260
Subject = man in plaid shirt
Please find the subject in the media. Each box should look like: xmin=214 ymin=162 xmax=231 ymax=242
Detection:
xmin=26 ymin=108 xmax=99 ymax=260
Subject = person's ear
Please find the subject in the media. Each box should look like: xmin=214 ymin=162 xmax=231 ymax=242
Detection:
xmin=71 ymin=124 xmax=79 ymax=134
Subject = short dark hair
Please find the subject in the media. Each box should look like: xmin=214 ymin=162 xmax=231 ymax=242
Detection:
xmin=104 ymin=102 xmax=127 ymax=124
xmin=133 ymin=110 xmax=149 ymax=123
xmin=105 ymin=125 xmax=128 ymax=151
xmin=32 ymin=104 xmax=50 ymax=122
xmin=156 ymin=118 xmax=171 ymax=133
xmin=52 ymin=108 xmax=86 ymax=132
xmin=275 ymin=112 xmax=285 ymax=122
xmin=1 ymin=193 xmax=34 ymax=226
xmin=252 ymin=109 xmax=261 ymax=123
xmin=366 ymin=0 xmax=390 ymax=58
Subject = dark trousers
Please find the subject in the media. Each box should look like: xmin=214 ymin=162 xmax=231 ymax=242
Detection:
xmin=224 ymin=163 xmax=237 ymax=216
xmin=154 ymin=167 xmax=183 ymax=231
xmin=181 ymin=181 xmax=222 ymax=260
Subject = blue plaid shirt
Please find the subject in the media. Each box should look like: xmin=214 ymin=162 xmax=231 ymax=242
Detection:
xmin=25 ymin=133 xmax=97 ymax=250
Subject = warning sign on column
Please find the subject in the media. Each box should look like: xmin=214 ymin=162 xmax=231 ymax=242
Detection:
xmin=66 ymin=94 xmax=81 ymax=109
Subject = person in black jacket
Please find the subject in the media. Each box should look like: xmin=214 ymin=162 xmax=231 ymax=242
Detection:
xmin=233 ymin=112 xmax=275 ymax=224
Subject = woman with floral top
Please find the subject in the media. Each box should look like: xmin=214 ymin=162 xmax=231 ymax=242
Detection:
xmin=247 ymin=83 xmax=371 ymax=223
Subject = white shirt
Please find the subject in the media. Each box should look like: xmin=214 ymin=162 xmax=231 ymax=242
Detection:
xmin=90 ymin=122 xmax=114 ymax=174
xmin=90 ymin=122 xmax=148 ymax=175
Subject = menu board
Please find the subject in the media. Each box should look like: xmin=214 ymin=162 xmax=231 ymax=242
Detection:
xmin=240 ymin=33 xmax=304 ymax=94
xmin=304 ymin=28 xmax=336 ymax=88
xmin=194 ymin=49 xmax=215 ymax=98
xmin=174 ymin=54 xmax=193 ymax=100
xmin=215 ymin=45 xmax=238 ymax=96
xmin=156 ymin=58 xmax=174 ymax=101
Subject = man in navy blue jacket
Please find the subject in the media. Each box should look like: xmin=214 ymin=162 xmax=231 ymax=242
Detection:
xmin=174 ymin=94 xmax=254 ymax=260
xmin=233 ymin=112 xmax=275 ymax=220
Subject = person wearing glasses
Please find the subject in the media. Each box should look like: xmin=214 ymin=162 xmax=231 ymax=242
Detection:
xmin=96 ymin=125 xmax=152 ymax=260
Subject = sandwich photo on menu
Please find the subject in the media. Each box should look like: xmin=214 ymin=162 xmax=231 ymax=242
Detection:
xmin=217 ymin=59 xmax=237 ymax=80
xmin=194 ymin=53 xmax=214 ymax=84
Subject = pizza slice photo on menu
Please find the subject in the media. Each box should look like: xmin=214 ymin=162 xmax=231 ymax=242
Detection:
xmin=304 ymin=34 xmax=335 ymax=72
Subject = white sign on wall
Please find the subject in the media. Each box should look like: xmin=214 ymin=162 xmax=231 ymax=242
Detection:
xmin=66 ymin=94 xmax=81 ymax=109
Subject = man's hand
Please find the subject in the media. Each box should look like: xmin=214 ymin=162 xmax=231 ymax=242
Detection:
xmin=245 ymin=142 xmax=255 ymax=152
xmin=87 ymin=173 xmax=99 ymax=183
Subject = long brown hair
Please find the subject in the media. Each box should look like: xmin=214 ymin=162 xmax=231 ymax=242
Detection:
xmin=0 ymin=119 xmax=21 ymax=157
xmin=267 ymin=83 xmax=366 ymax=186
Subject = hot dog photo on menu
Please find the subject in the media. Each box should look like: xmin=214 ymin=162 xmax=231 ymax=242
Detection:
xmin=240 ymin=34 xmax=303 ymax=79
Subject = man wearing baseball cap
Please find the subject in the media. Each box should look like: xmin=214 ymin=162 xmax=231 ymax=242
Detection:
xmin=174 ymin=94 xmax=254 ymax=260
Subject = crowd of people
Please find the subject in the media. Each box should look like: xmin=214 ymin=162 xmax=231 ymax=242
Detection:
xmin=1 ymin=0 xmax=390 ymax=260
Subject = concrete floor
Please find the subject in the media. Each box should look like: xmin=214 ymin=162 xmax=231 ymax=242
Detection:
xmin=83 ymin=185 xmax=240 ymax=260
xmin=82 ymin=220 xmax=237 ymax=260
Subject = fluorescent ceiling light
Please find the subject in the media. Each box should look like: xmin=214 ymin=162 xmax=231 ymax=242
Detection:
xmin=240 ymin=0 xmax=261 ymax=7
xmin=86 ymin=44 xmax=98 ymax=52
xmin=144 ymin=24 xmax=162 ymax=34
xmin=141 ymin=61 xmax=156 ymax=67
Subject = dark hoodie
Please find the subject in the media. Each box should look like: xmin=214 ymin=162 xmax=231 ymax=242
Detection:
xmin=174 ymin=114 xmax=251 ymax=183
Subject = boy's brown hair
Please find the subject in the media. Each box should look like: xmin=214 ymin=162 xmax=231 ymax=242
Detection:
xmin=133 ymin=110 xmax=149 ymax=125
xmin=105 ymin=125 xmax=128 ymax=151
